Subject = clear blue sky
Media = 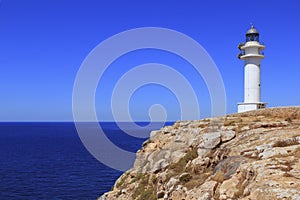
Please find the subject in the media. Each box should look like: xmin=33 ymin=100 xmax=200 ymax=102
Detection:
xmin=0 ymin=0 xmax=299 ymax=121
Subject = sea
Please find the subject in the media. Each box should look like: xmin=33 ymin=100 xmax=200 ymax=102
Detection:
xmin=0 ymin=122 xmax=173 ymax=199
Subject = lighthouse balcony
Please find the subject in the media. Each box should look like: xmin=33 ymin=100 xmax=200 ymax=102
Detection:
xmin=238 ymin=43 xmax=245 ymax=50
xmin=240 ymin=41 xmax=265 ymax=50
xmin=240 ymin=53 xmax=264 ymax=59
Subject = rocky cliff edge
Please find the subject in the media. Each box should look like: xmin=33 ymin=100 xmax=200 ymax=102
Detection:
xmin=100 ymin=107 xmax=300 ymax=200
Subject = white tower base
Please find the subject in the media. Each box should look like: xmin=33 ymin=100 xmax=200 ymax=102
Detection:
xmin=238 ymin=102 xmax=267 ymax=113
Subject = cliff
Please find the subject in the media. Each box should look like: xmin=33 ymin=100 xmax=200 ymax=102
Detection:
xmin=100 ymin=107 xmax=300 ymax=200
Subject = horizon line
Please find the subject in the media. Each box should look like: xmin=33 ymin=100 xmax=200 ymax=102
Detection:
xmin=0 ymin=121 xmax=177 ymax=123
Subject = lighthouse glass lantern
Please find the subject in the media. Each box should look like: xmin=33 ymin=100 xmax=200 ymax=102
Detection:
xmin=238 ymin=25 xmax=267 ymax=113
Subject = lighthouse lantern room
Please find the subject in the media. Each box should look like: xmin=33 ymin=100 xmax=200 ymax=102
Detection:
xmin=238 ymin=24 xmax=267 ymax=113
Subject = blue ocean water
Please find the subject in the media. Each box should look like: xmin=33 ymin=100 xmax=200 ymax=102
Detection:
xmin=0 ymin=122 xmax=172 ymax=199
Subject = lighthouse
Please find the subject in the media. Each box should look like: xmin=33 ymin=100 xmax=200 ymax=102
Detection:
xmin=238 ymin=24 xmax=266 ymax=113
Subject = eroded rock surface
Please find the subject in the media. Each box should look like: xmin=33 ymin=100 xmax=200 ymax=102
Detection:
xmin=100 ymin=107 xmax=300 ymax=200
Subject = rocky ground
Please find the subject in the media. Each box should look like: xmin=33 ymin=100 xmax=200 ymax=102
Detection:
xmin=99 ymin=107 xmax=300 ymax=200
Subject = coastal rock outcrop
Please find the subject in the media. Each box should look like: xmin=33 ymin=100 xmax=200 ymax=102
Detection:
xmin=100 ymin=107 xmax=300 ymax=200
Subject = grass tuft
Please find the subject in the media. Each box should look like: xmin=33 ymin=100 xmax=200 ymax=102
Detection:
xmin=169 ymin=148 xmax=198 ymax=173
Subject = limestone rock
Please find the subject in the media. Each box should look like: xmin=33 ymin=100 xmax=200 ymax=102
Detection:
xmin=198 ymin=132 xmax=221 ymax=149
xmin=99 ymin=107 xmax=300 ymax=200
xmin=220 ymin=130 xmax=236 ymax=142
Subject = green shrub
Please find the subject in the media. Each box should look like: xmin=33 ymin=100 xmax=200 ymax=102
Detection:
xmin=137 ymin=188 xmax=156 ymax=200
xmin=179 ymin=173 xmax=192 ymax=183
xmin=115 ymin=173 xmax=129 ymax=188
xmin=169 ymin=148 xmax=198 ymax=173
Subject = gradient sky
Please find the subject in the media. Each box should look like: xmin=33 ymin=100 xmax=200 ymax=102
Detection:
xmin=0 ymin=0 xmax=299 ymax=121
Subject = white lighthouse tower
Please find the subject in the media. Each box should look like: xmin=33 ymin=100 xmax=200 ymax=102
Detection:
xmin=238 ymin=24 xmax=266 ymax=113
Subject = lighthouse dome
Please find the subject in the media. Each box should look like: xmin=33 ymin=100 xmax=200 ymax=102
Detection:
xmin=245 ymin=24 xmax=260 ymax=42
xmin=246 ymin=25 xmax=259 ymax=35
